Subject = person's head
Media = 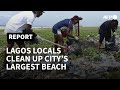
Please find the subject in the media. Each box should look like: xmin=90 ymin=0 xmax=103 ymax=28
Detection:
xmin=32 ymin=11 xmax=45 ymax=17
xmin=71 ymin=15 xmax=83 ymax=25
xmin=110 ymin=19 xmax=118 ymax=29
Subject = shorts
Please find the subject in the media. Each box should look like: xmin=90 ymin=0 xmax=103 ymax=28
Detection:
xmin=52 ymin=28 xmax=62 ymax=35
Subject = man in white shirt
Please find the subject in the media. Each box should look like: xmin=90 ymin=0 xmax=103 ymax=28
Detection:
xmin=3 ymin=11 xmax=44 ymax=68
xmin=5 ymin=11 xmax=44 ymax=48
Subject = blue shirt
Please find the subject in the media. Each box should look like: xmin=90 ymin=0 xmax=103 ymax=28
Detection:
xmin=52 ymin=19 xmax=73 ymax=34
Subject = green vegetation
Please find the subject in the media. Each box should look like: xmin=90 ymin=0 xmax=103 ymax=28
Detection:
xmin=0 ymin=27 xmax=120 ymax=79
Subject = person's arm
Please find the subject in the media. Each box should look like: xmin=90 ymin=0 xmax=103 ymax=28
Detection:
xmin=26 ymin=24 xmax=32 ymax=29
xmin=24 ymin=24 xmax=37 ymax=37
xmin=67 ymin=23 xmax=79 ymax=40
xmin=110 ymin=25 xmax=118 ymax=36
xmin=112 ymin=25 xmax=118 ymax=33
xmin=64 ymin=28 xmax=78 ymax=41
xmin=67 ymin=23 xmax=74 ymax=36
xmin=25 ymin=15 xmax=37 ymax=35
xmin=25 ymin=24 xmax=32 ymax=32
xmin=66 ymin=28 xmax=74 ymax=38
xmin=23 ymin=24 xmax=32 ymax=33
xmin=112 ymin=27 xmax=116 ymax=33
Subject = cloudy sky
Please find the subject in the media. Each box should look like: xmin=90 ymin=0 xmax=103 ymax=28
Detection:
xmin=0 ymin=11 xmax=120 ymax=27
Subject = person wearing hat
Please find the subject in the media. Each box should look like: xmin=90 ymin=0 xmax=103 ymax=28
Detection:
xmin=3 ymin=11 xmax=44 ymax=68
xmin=98 ymin=19 xmax=118 ymax=49
xmin=52 ymin=15 xmax=83 ymax=53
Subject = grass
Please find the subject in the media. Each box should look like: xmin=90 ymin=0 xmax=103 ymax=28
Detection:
xmin=0 ymin=27 xmax=120 ymax=52
xmin=0 ymin=27 xmax=100 ymax=68
xmin=0 ymin=27 xmax=108 ymax=48
xmin=0 ymin=27 xmax=120 ymax=78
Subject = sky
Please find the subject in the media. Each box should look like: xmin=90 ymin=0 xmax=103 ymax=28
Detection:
xmin=0 ymin=11 xmax=120 ymax=27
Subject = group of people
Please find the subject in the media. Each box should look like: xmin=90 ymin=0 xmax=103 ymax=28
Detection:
xmin=3 ymin=11 xmax=119 ymax=68
xmin=4 ymin=11 xmax=84 ymax=53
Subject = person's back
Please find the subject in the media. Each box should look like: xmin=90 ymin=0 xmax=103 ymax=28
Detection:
xmin=53 ymin=19 xmax=73 ymax=30
xmin=99 ymin=20 xmax=112 ymax=34
xmin=5 ymin=11 xmax=35 ymax=33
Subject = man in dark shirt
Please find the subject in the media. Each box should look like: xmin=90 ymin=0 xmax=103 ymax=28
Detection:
xmin=98 ymin=19 xmax=118 ymax=49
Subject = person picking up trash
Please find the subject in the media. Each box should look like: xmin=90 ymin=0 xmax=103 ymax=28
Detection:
xmin=98 ymin=19 xmax=118 ymax=49
xmin=52 ymin=15 xmax=83 ymax=53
